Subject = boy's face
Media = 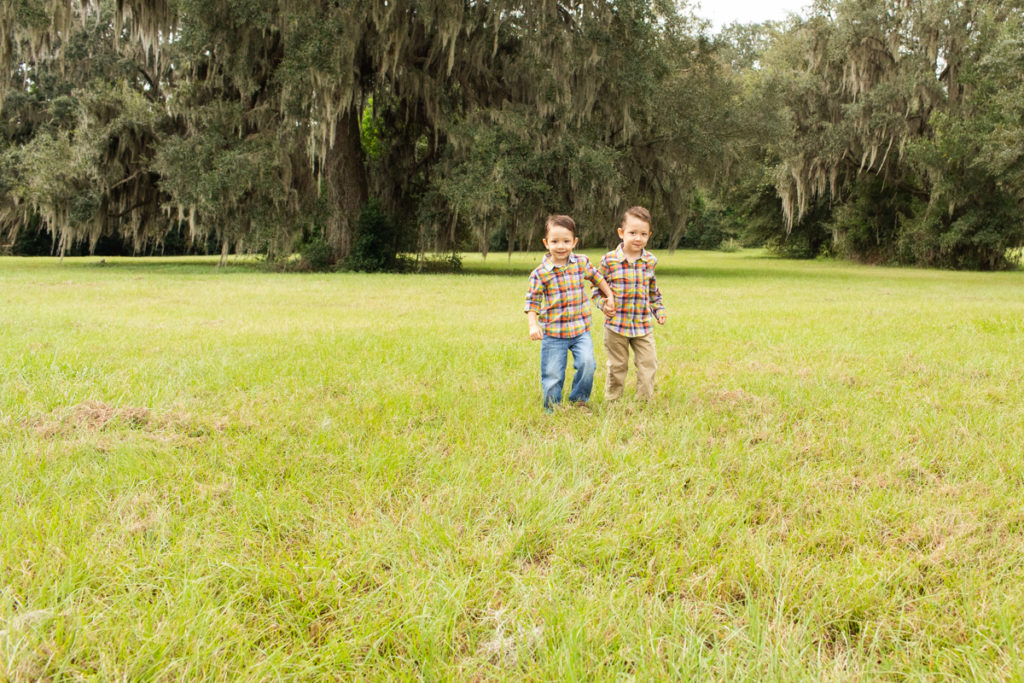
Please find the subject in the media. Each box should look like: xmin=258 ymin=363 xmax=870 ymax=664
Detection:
xmin=618 ymin=215 xmax=651 ymax=255
xmin=543 ymin=225 xmax=578 ymax=264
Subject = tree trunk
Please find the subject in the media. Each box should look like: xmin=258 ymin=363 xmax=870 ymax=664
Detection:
xmin=508 ymin=213 xmax=517 ymax=261
xmin=667 ymin=195 xmax=690 ymax=253
xmin=324 ymin=106 xmax=369 ymax=262
xmin=479 ymin=220 xmax=489 ymax=258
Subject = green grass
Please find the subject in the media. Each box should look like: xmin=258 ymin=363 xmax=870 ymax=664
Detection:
xmin=2 ymin=250 xmax=1024 ymax=680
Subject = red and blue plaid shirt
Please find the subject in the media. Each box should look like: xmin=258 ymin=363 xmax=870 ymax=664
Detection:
xmin=593 ymin=245 xmax=665 ymax=337
xmin=524 ymin=253 xmax=606 ymax=338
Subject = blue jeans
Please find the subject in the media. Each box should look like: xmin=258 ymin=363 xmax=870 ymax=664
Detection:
xmin=540 ymin=331 xmax=596 ymax=410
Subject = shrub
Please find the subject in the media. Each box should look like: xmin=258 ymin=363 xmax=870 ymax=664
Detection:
xmin=414 ymin=252 xmax=462 ymax=273
xmin=297 ymin=233 xmax=334 ymax=271
xmin=348 ymin=200 xmax=403 ymax=272
xmin=719 ymin=238 xmax=742 ymax=253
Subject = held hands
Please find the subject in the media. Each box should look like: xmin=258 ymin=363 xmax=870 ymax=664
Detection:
xmin=602 ymin=299 xmax=616 ymax=317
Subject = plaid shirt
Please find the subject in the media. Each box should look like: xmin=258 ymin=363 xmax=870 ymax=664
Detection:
xmin=524 ymin=253 xmax=606 ymax=338
xmin=593 ymin=245 xmax=665 ymax=337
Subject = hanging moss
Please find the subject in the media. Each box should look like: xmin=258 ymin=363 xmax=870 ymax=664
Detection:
xmin=3 ymin=0 xmax=742 ymax=260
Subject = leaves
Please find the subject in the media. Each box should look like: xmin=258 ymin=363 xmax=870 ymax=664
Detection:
xmin=762 ymin=0 xmax=1024 ymax=268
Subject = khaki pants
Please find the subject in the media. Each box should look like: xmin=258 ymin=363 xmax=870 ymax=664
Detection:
xmin=604 ymin=328 xmax=657 ymax=400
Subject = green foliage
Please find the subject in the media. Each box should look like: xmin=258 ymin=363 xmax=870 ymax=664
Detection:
xmin=7 ymin=1 xmax=1024 ymax=269
xmin=152 ymin=101 xmax=290 ymax=250
xmin=295 ymin=233 xmax=333 ymax=272
xmin=438 ymin=108 xmax=627 ymax=255
xmin=757 ymin=0 xmax=1024 ymax=269
xmin=412 ymin=251 xmax=463 ymax=273
xmin=10 ymin=213 xmax=49 ymax=254
xmin=897 ymin=12 xmax=1024 ymax=270
xmin=347 ymin=199 xmax=403 ymax=272
xmin=719 ymin=237 xmax=742 ymax=253
xmin=272 ymin=197 xmax=335 ymax=271
xmin=827 ymin=175 xmax=917 ymax=265
xmin=756 ymin=195 xmax=833 ymax=260
xmin=1 ymin=1 xmax=748 ymax=264
xmin=895 ymin=195 xmax=1024 ymax=270
xmin=359 ymin=98 xmax=382 ymax=160
xmin=1 ymin=2 xmax=175 ymax=254
xmin=668 ymin=192 xmax=738 ymax=252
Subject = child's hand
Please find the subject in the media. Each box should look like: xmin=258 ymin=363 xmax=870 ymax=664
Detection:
xmin=529 ymin=324 xmax=543 ymax=341
xmin=602 ymin=299 xmax=615 ymax=317
xmin=656 ymin=313 xmax=666 ymax=325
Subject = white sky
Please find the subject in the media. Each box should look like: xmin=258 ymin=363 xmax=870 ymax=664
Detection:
xmin=693 ymin=0 xmax=809 ymax=30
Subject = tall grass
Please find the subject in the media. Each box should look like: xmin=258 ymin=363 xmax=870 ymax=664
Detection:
xmin=2 ymin=251 xmax=1023 ymax=680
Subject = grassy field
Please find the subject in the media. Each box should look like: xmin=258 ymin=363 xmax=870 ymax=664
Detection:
xmin=2 ymin=250 xmax=1024 ymax=680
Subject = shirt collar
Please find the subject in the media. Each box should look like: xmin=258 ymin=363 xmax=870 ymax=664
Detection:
xmin=542 ymin=252 xmax=578 ymax=271
xmin=613 ymin=244 xmax=651 ymax=264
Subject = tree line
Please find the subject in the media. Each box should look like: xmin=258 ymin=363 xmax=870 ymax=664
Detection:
xmin=2 ymin=0 xmax=1022 ymax=269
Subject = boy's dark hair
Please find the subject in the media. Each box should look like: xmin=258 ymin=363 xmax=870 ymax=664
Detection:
xmin=621 ymin=206 xmax=652 ymax=227
xmin=545 ymin=214 xmax=577 ymax=237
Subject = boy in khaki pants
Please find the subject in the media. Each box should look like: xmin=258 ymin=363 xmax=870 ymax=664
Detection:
xmin=592 ymin=206 xmax=666 ymax=400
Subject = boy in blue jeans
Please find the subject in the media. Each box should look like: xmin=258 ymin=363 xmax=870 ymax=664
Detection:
xmin=524 ymin=215 xmax=615 ymax=411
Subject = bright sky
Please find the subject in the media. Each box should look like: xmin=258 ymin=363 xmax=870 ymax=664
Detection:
xmin=694 ymin=0 xmax=809 ymax=30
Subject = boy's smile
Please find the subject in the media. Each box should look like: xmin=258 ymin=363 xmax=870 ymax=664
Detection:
xmin=543 ymin=225 xmax=578 ymax=266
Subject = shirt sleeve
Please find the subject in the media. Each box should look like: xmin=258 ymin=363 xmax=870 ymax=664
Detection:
xmin=524 ymin=270 xmax=545 ymax=313
xmin=583 ymin=255 xmax=606 ymax=289
xmin=648 ymin=258 xmax=665 ymax=319
xmin=591 ymin=255 xmax=610 ymax=308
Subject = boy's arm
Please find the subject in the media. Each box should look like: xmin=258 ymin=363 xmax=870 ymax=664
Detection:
xmin=527 ymin=311 xmax=543 ymax=340
xmin=589 ymin=256 xmax=615 ymax=316
xmin=597 ymin=278 xmax=615 ymax=317
xmin=591 ymin=256 xmax=608 ymax=307
xmin=648 ymin=264 xmax=666 ymax=324
xmin=524 ymin=272 xmax=545 ymax=340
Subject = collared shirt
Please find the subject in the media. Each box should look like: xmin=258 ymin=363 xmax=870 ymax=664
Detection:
xmin=593 ymin=245 xmax=665 ymax=337
xmin=524 ymin=253 xmax=606 ymax=338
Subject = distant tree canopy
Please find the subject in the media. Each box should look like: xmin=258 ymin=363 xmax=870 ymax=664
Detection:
xmin=761 ymin=0 xmax=1024 ymax=269
xmin=1 ymin=0 xmax=737 ymax=265
xmin=2 ymin=0 xmax=1023 ymax=269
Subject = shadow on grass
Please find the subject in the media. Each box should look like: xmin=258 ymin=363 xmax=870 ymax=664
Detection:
xmin=40 ymin=257 xmax=267 ymax=273
xmin=14 ymin=252 xmax=966 ymax=285
xmin=460 ymin=254 xmax=851 ymax=282
xmin=658 ymin=264 xmax=840 ymax=280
